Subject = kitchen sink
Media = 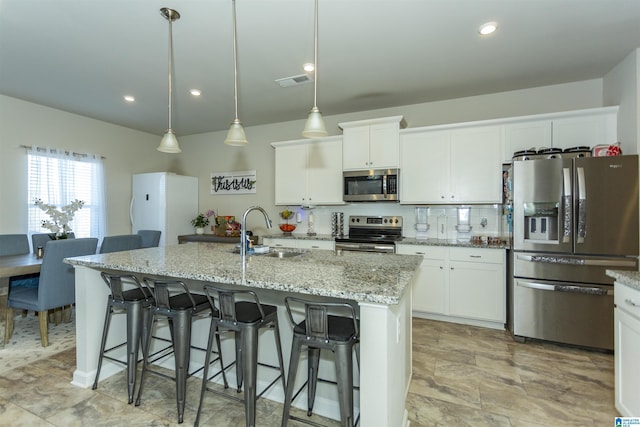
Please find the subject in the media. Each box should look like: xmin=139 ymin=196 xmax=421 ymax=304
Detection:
xmin=264 ymin=250 xmax=304 ymax=259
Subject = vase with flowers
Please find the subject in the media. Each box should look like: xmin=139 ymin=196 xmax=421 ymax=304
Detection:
xmin=191 ymin=210 xmax=216 ymax=235
xmin=35 ymin=198 xmax=85 ymax=239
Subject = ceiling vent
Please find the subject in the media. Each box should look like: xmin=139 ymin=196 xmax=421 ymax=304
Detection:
xmin=275 ymin=74 xmax=313 ymax=88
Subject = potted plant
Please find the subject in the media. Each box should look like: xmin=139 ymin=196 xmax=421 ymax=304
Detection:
xmin=191 ymin=210 xmax=215 ymax=235
xmin=34 ymin=198 xmax=84 ymax=239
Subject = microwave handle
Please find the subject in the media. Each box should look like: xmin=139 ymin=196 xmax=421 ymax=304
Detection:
xmin=383 ymin=174 xmax=388 ymax=198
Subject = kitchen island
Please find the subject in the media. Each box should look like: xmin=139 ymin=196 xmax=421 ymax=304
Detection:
xmin=65 ymin=242 xmax=421 ymax=426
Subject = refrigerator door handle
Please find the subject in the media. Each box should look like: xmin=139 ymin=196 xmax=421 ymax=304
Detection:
xmin=576 ymin=167 xmax=587 ymax=244
xmin=517 ymin=280 xmax=613 ymax=296
xmin=562 ymin=167 xmax=572 ymax=243
xmin=129 ymin=197 xmax=135 ymax=226
xmin=516 ymin=253 xmax=637 ymax=267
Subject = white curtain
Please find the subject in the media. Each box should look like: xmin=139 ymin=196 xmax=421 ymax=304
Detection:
xmin=27 ymin=146 xmax=107 ymax=240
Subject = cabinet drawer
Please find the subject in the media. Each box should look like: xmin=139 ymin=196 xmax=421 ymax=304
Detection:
xmin=297 ymin=240 xmax=334 ymax=250
xmin=396 ymin=245 xmax=447 ymax=259
xmin=449 ymin=247 xmax=504 ymax=263
xmin=615 ymin=283 xmax=640 ymax=320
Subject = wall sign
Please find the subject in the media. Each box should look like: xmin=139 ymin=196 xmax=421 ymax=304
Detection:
xmin=211 ymin=170 xmax=257 ymax=194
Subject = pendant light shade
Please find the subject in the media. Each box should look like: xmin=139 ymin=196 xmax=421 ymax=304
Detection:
xmin=302 ymin=0 xmax=328 ymax=138
xmin=224 ymin=0 xmax=248 ymax=146
xmin=157 ymin=8 xmax=182 ymax=153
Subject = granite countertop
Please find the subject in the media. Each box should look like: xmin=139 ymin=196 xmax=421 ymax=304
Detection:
xmin=263 ymin=233 xmax=334 ymax=241
xmin=263 ymin=234 xmax=511 ymax=249
xmin=65 ymin=242 xmax=422 ymax=305
xmin=606 ymin=270 xmax=640 ymax=291
xmin=399 ymin=237 xmax=510 ymax=250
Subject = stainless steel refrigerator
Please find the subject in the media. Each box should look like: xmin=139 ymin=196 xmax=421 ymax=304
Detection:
xmin=130 ymin=172 xmax=198 ymax=246
xmin=509 ymin=155 xmax=639 ymax=350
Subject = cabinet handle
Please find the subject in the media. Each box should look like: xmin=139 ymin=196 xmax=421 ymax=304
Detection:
xmin=469 ymin=255 xmax=482 ymax=258
xmin=439 ymin=266 xmax=443 ymax=269
xmin=415 ymin=252 xmax=425 ymax=255
xmin=440 ymin=195 xmax=445 ymax=199
xmin=311 ymin=245 xmax=319 ymax=248
xmin=625 ymin=299 xmax=639 ymax=307
xmin=450 ymin=195 xmax=455 ymax=199
xmin=450 ymin=267 xmax=454 ymax=270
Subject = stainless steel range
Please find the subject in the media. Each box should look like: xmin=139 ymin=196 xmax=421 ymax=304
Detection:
xmin=334 ymin=215 xmax=403 ymax=253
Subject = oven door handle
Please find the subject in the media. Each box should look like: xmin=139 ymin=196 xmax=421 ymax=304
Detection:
xmin=516 ymin=254 xmax=636 ymax=268
xmin=382 ymin=175 xmax=388 ymax=199
xmin=517 ymin=280 xmax=613 ymax=296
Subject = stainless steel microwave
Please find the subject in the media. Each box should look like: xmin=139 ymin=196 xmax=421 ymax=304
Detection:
xmin=343 ymin=169 xmax=399 ymax=202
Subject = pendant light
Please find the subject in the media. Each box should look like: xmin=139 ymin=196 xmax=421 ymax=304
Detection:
xmin=302 ymin=0 xmax=328 ymax=138
xmin=157 ymin=8 xmax=182 ymax=153
xmin=224 ymin=0 xmax=248 ymax=146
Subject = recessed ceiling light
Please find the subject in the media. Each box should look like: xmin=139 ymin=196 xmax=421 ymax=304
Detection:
xmin=190 ymin=89 xmax=202 ymax=96
xmin=124 ymin=95 xmax=135 ymax=102
xmin=479 ymin=21 xmax=498 ymax=36
xmin=303 ymin=63 xmax=315 ymax=72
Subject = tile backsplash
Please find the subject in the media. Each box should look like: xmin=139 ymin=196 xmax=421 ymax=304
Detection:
xmin=278 ymin=203 xmax=505 ymax=240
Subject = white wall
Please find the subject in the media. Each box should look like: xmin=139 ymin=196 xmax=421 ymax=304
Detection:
xmin=0 ymin=78 xmax=616 ymax=239
xmin=604 ymin=48 xmax=639 ymax=154
xmin=0 ymin=94 xmax=172 ymax=235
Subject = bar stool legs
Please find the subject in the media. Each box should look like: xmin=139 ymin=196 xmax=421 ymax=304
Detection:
xmin=195 ymin=285 xmax=286 ymax=427
xmin=92 ymin=273 xmax=153 ymax=404
xmin=282 ymin=297 xmax=360 ymax=427
xmin=134 ymin=279 xmax=214 ymax=424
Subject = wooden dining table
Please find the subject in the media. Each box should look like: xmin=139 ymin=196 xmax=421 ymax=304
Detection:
xmin=0 ymin=253 xmax=42 ymax=348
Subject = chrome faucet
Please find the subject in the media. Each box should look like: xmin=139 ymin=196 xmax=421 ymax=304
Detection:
xmin=240 ymin=206 xmax=273 ymax=276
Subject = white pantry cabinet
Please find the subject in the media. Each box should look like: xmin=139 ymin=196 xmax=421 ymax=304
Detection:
xmin=397 ymin=244 xmax=506 ymax=329
xmin=400 ymin=125 xmax=502 ymax=204
xmin=340 ymin=116 xmax=406 ymax=170
xmin=614 ymin=282 xmax=640 ymax=417
xmin=272 ymin=136 xmax=343 ymax=206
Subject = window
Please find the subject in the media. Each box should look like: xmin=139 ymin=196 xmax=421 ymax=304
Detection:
xmin=27 ymin=146 xmax=106 ymax=240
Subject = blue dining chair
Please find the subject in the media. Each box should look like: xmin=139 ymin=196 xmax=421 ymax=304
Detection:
xmin=4 ymin=237 xmax=98 ymax=347
xmin=31 ymin=232 xmax=75 ymax=254
xmin=0 ymin=234 xmax=38 ymax=289
xmin=99 ymin=235 xmax=143 ymax=254
xmin=136 ymin=230 xmax=161 ymax=248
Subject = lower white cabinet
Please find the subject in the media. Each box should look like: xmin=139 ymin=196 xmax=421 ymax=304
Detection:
xmin=614 ymin=282 xmax=640 ymax=416
xmin=397 ymin=245 xmax=506 ymax=328
xmin=262 ymin=237 xmax=334 ymax=251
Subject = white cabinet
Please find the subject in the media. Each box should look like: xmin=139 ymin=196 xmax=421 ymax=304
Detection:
xmin=614 ymin=282 xmax=640 ymax=416
xmin=551 ymin=110 xmax=617 ymax=150
xmin=340 ymin=116 xmax=405 ymax=170
xmin=501 ymin=107 xmax=618 ymax=162
xmin=397 ymin=245 xmax=506 ymax=328
xmin=396 ymin=246 xmax=448 ymax=315
xmin=400 ymin=125 xmax=502 ymax=204
xmin=502 ymin=120 xmax=552 ymax=162
xmin=448 ymin=248 xmax=506 ymax=323
xmin=263 ymin=237 xmax=334 ymax=251
xmin=273 ymin=136 xmax=343 ymax=206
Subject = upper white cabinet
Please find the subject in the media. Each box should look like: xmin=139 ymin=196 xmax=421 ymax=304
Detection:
xmin=502 ymin=120 xmax=552 ymax=162
xmin=552 ymin=109 xmax=617 ymax=150
xmin=400 ymin=125 xmax=502 ymax=204
xmin=340 ymin=116 xmax=406 ymax=170
xmin=272 ymin=136 xmax=344 ymax=206
xmin=502 ymin=107 xmax=618 ymax=162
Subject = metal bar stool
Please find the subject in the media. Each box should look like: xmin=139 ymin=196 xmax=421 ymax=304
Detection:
xmin=281 ymin=297 xmax=360 ymax=427
xmin=134 ymin=278 xmax=224 ymax=424
xmin=194 ymin=284 xmax=286 ymax=427
xmin=93 ymin=273 xmax=154 ymax=403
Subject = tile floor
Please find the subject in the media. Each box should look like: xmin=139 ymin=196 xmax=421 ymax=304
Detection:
xmin=0 ymin=317 xmax=618 ymax=426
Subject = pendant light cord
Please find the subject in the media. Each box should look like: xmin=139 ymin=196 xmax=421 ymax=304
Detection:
xmin=312 ymin=0 xmax=319 ymax=110
xmin=167 ymin=15 xmax=174 ymax=130
xmin=232 ymin=0 xmax=239 ymax=121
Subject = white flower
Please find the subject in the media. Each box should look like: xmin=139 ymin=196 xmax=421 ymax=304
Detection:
xmin=34 ymin=198 xmax=84 ymax=237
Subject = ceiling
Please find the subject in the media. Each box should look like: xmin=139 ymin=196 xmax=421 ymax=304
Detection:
xmin=2 ymin=0 xmax=640 ymax=137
